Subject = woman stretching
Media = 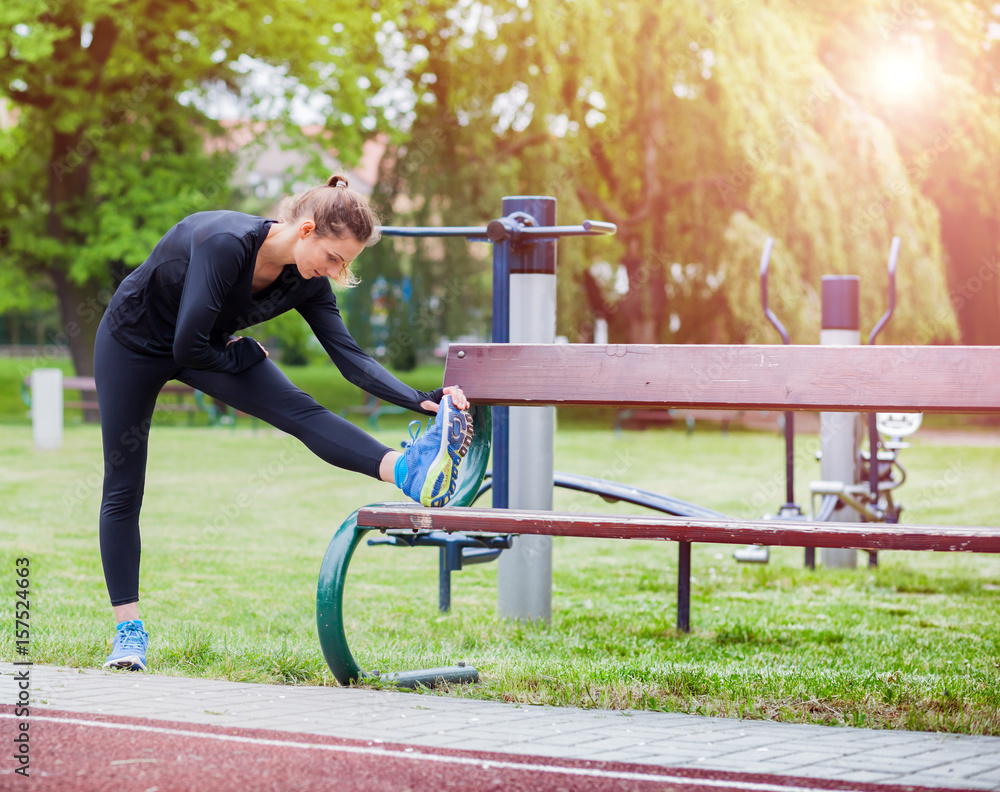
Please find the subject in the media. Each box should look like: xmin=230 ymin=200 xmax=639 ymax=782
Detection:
xmin=96 ymin=174 xmax=472 ymax=671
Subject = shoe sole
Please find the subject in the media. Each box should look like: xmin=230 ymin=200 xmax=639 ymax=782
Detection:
xmin=103 ymin=655 xmax=147 ymax=672
xmin=420 ymin=397 xmax=474 ymax=508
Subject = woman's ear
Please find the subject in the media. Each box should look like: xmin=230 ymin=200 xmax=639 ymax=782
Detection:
xmin=298 ymin=219 xmax=315 ymax=238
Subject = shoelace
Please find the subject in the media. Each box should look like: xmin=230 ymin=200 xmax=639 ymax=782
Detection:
xmin=118 ymin=626 xmax=146 ymax=650
xmin=401 ymin=417 xmax=435 ymax=450
xmin=401 ymin=420 xmax=422 ymax=450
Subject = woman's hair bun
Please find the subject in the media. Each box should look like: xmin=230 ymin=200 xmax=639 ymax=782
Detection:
xmin=327 ymin=174 xmax=349 ymax=188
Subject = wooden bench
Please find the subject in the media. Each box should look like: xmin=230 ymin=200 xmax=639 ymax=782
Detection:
xmin=22 ymin=375 xmax=205 ymax=420
xmin=317 ymin=342 xmax=1000 ymax=686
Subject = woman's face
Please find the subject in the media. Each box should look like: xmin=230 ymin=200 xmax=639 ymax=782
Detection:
xmin=293 ymin=220 xmax=365 ymax=282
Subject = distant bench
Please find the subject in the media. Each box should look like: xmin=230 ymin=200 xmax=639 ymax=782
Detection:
xmin=22 ymin=375 xmax=208 ymax=421
xmin=338 ymin=394 xmax=408 ymax=429
xmin=614 ymin=408 xmax=783 ymax=434
xmin=318 ymin=342 xmax=1000 ymax=686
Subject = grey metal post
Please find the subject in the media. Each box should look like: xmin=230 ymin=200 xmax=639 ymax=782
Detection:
xmin=497 ymin=196 xmax=556 ymax=622
xmin=819 ymin=276 xmax=861 ymax=569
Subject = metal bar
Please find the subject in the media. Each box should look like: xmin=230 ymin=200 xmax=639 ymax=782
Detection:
xmin=381 ymin=226 xmax=491 ymax=239
xmin=381 ymin=221 xmax=615 ymax=241
xmin=868 ymin=411 xmax=880 ymax=519
xmin=677 ymin=542 xmax=691 ymax=632
xmin=516 ymin=223 xmax=617 ymax=239
xmin=378 ymin=665 xmax=479 ymax=689
xmin=864 ymin=236 xmax=900 ymax=570
xmin=758 ymin=238 xmax=797 ymax=509
xmin=867 ymin=236 xmax=900 ymax=346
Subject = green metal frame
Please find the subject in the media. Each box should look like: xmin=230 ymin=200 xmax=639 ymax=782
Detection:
xmin=316 ymin=404 xmax=493 ymax=686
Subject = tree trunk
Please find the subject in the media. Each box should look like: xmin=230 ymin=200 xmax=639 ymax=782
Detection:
xmin=49 ymin=270 xmax=106 ymax=377
xmin=45 ymin=126 xmax=107 ymax=421
xmin=939 ymin=206 xmax=1000 ymax=345
xmin=619 ymin=237 xmax=666 ymax=344
xmin=49 ymin=270 xmax=107 ymax=423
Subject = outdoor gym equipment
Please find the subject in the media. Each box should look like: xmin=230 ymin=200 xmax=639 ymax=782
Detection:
xmin=317 ymin=226 xmax=995 ymax=687
xmin=382 ymin=197 xmax=616 ymax=623
xmin=735 ymin=237 xmax=916 ymax=568
xmin=315 ymin=197 xmax=616 ymax=687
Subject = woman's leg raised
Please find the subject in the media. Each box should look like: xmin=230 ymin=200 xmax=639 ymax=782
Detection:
xmin=178 ymin=358 xmax=393 ymax=480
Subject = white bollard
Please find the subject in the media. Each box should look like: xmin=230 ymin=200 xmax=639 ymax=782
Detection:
xmin=593 ymin=318 xmax=609 ymax=345
xmin=31 ymin=369 xmax=64 ymax=451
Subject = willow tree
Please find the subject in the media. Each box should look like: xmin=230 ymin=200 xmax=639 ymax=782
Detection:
xmin=0 ymin=0 xmax=389 ymax=376
xmin=818 ymin=0 xmax=1000 ymax=344
xmin=382 ymin=0 xmax=970 ymax=346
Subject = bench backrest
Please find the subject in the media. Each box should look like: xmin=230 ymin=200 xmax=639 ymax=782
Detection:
xmin=444 ymin=343 xmax=1000 ymax=414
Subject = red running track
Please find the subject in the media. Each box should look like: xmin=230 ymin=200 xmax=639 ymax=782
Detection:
xmin=0 ymin=707 xmax=964 ymax=792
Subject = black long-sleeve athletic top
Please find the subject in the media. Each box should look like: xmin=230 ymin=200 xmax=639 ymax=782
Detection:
xmin=105 ymin=210 xmax=435 ymax=413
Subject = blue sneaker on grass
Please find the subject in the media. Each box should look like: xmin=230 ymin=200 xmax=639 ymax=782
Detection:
xmin=103 ymin=619 xmax=148 ymax=671
xmin=398 ymin=395 xmax=473 ymax=507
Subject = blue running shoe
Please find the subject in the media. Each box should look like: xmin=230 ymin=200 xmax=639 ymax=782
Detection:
xmin=103 ymin=620 xmax=148 ymax=671
xmin=400 ymin=395 xmax=473 ymax=507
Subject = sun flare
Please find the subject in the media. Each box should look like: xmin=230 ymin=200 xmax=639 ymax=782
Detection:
xmin=871 ymin=48 xmax=929 ymax=104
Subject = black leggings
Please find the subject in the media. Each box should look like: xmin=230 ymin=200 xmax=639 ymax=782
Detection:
xmin=94 ymin=320 xmax=393 ymax=606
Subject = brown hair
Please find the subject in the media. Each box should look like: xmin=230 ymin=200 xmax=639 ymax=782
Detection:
xmin=276 ymin=174 xmax=382 ymax=287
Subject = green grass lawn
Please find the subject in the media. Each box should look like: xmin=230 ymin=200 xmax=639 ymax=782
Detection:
xmin=1 ymin=397 xmax=998 ymax=734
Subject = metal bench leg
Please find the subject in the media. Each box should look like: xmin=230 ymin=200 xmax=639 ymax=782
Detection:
xmin=677 ymin=541 xmax=691 ymax=632
xmin=439 ymin=543 xmax=463 ymax=612
xmin=317 ymin=508 xmax=479 ymax=688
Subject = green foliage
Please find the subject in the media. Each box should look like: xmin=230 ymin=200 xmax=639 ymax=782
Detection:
xmin=245 ymin=311 xmax=320 ymax=367
xmin=374 ymin=0 xmax=1000 ymax=346
xmin=0 ymin=0 xmax=389 ymax=371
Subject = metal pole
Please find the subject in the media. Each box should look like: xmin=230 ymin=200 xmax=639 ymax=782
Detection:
xmin=819 ymin=276 xmax=861 ymax=569
xmin=491 ymin=238 xmax=511 ymax=512
xmin=496 ymin=196 xmax=556 ymax=622
xmin=677 ymin=542 xmax=691 ymax=632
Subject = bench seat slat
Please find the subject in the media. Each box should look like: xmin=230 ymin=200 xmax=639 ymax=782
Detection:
xmin=357 ymin=506 xmax=1000 ymax=553
xmin=444 ymin=344 xmax=1000 ymax=414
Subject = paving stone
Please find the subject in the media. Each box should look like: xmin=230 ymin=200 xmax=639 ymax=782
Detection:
xmin=824 ymin=770 xmax=904 ymax=784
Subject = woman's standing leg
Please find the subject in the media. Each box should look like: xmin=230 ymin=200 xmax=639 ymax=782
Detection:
xmin=94 ymin=321 xmax=175 ymax=669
